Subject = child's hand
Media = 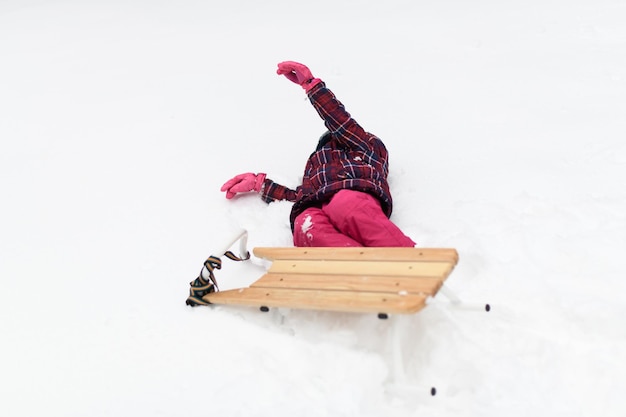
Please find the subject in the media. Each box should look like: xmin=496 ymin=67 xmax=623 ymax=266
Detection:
xmin=220 ymin=173 xmax=266 ymax=199
xmin=277 ymin=61 xmax=321 ymax=92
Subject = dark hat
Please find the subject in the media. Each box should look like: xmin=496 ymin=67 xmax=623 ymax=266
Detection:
xmin=315 ymin=130 xmax=332 ymax=151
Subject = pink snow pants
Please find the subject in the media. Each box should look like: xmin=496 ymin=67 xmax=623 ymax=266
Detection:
xmin=293 ymin=190 xmax=416 ymax=247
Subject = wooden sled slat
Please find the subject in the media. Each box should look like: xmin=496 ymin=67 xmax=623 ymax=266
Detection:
xmin=253 ymin=247 xmax=459 ymax=263
xmin=204 ymin=287 xmax=428 ymax=314
xmin=201 ymin=247 xmax=458 ymax=315
xmin=251 ymin=272 xmax=443 ymax=295
xmin=269 ymin=259 xmax=453 ymax=278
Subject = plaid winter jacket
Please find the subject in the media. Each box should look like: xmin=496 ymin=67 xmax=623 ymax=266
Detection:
xmin=260 ymin=82 xmax=393 ymax=230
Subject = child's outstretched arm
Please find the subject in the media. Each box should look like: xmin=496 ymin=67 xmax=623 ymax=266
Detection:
xmin=221 ymin=172 xmax=298 ymax=203
xmin=276 ymin=61 xmax=380 ymax=154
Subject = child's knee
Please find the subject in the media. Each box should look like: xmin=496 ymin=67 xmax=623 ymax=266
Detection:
xmin=294 ymin=209 xmax=320 ymax=246
xmin=293 ymin=206 xmax=361 ymax=247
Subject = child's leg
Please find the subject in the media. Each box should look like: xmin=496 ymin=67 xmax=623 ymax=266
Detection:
xmin=293 ymin=207 xmax=362 ymax=247
xmin=322 ymin=190 xmax=416 ymax=247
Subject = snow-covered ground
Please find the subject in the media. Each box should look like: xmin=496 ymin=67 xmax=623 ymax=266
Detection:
xmin=1 ymin=1 xmax=625 ymax=416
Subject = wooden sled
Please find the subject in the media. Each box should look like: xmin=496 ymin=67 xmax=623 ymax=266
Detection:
xmin=204 ymin=246 xmax=460 ymax=317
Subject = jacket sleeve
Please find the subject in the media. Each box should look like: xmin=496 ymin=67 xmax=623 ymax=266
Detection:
xmin=260 ymin=178 xmax=298 ymax=203
xmin=307 ymin=82 xmax=377 ymax=153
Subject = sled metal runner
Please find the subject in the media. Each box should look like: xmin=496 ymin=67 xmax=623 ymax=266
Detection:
xmin=204 ymin=247 xmax=459 ymax=315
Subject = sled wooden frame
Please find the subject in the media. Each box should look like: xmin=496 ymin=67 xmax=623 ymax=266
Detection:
xmin=204 ymin=246 xmax=460 ymax=317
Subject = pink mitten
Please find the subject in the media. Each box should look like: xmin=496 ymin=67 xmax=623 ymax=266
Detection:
xmin=276 ymin=61 xmax=322 ymax=92
xmin=220 ymin=173 xmax=267 ymax=199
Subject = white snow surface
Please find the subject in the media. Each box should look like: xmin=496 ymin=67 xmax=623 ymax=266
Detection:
xmin=1 ymin=1 xmax=625 ymax=416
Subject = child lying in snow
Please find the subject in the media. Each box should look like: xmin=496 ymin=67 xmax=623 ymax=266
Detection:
xmin=221 ymin=61 xmax=415 ymax=248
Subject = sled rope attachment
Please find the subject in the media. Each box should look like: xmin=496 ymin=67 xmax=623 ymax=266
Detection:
xmin=186 ymin=250 xmax=250 ymax=307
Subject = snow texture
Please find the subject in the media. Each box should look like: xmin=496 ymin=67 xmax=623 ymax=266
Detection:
xmin=1 ymin=1 xmax=625 ymax=416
